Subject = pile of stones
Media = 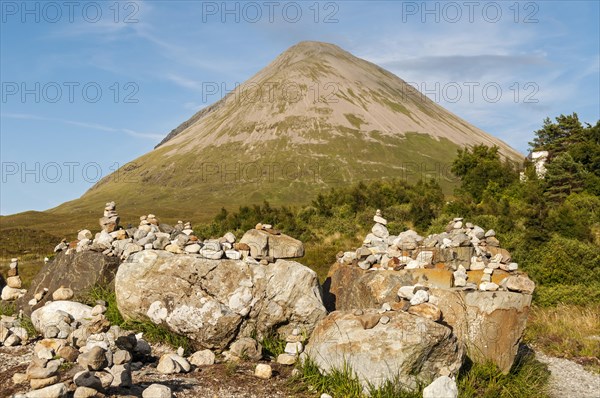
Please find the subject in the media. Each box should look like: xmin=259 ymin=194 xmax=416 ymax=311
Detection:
xmin=0 ymin=315 xmax=29 ymax=347
xmin=1 ymin=258 xmax=27 ymax=301
xmin=276 ymin=328 xmax=306 ymax=366
xmin=52 ymin=202 xmax=247 ymax=262
xmin=338 ymin=211 xmax=534 ymax=294
xmin=51 ymin=202 xmax=303 ymax=266
xmin=10 ymin=300 xmax=159 ymax=398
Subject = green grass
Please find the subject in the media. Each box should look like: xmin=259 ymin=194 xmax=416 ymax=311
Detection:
xmin=0 ymin=301 xmax=39 ymax=339
xmin=457 ymin=352 xmax=550 ymax=398
xmin=0 ymin=301 xmax=16 ymax=316
xmin=260 ymin=331 xmax=287 ymax=358
xmin=293 ymin=351 xmax=550 ymax=398
xmin=525 ymin=305 xmax=600 ymax=372
xmin=292 ymin=357 xmax=421 ymax=398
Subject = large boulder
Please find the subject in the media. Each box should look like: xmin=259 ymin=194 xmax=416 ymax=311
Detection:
xmin=303 ymin=310 xmax=463 ymax=390
xmin=115 ymin=250 xmax=325 ymax=350
xmin=324 ymin=262 xmax=532 ymax=373
xmin=239 ymin=229 xmax=304 ymax=259
xmin=17 ymin=251 xmax=120 ymax=315
xmin=431 ymin=288 xmax=531 ymax=373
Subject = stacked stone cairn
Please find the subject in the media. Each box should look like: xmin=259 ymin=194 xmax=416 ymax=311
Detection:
xmin=338 ymin=211 xmax=535 ymax=295
xmin=1 ymin=258 xmax=27 ymax=301
xmin=52 ymin=203 xmax=260 ymax=263
xmin=276 ymin=327 xmax=307 ymax=366
xmin=52 ymin=202 xmax=304 ymax=267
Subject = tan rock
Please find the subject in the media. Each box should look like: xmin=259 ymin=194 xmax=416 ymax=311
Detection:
xmin=30 ymin=375 xmax=60 ymax=390
xmin=254 ymin=364 xmax=272 ymax=379
xmin=57 ymin=345 xmax=79 ymax=362
xmin=6 ymin=276 xmax=22 ymax=288
xmin=505 ymin=275 xmax=535 ymax=294
xmin=408 ymin=303 xmax=442 ymax=321
xmin=25 ymin=382 xmax=68 ymax=397
xmin=432 ymin=288 xmax=532 ymax=373
xmin=305 ymin=310 xmax=463 ymax=389
xmin=357 ymin=313 xmax=380 ymax=329
xmin=324 ymin=262 xmax=534 ymax=373
xmin=12 ymin=372 xmax=27 ymax=384
xmin=239 ymin=229 xmax=304 ymax=259
xmin=74 ymin=386 xmax=99 ymax=398
xmin=277 ymin=353 xmax=297 ymax=365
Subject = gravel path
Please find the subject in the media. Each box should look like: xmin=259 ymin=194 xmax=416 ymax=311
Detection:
xmin=536 ymin=351 xmax=600 ymax=398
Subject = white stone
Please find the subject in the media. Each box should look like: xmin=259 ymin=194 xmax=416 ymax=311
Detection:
xmin=224 ymin=232 xmax=236 ymax=243
xmin=397 ymin=286 xmax=415 ymax=300
xmin=24 ymin=382 xmax=68 ymax=398
xmin=479 ymin=282 xmax=499 ymax=291
xmin=373 ymin=215 xmax=387 ymax=225
xmin=52 ymin=287 xmax=74 ymax=301
xmin=184 ymin=244 xmax=201 ymax=254
xmin=485 ymin=229 xmax=496 ymax=237
xmin=415 ymin=251 xmax=434 ymax=264
xmin=470 ymin=256 xmax=486 ymax=270
xmin=423 ymin=375 xmax=458 ymax=398
xmin=410 ymin=289 xmax=429 ymax=306
xmin=284 ymin=341 xmax=304 ymax=355
xmin=31 ymin=301 xmax=92 ymax=335
xmin=254 ymin=364 xmax=272 ymax=379
xmin=78 ymin=230 xmax=93 ymax=241
xmin=91 ymin=305 xmax=106 ymax=316
xmin=277 ymin=353 xmax=297 ymax=365
xmin=405 ymin=260 xmax=422 ymax=269
xmin=199 ymin=249 xmax=223 ymax=260
xmin=371 ymin=223 xmax=389 ymax=239
xmin=225 ymin=250 xmax=242 ymax=260
xmin=143 ymin=384 xmax=172 ymax=398
xmin=189 ymin=349 xmax=215 ymax=366
xmin=1 ymin=286 xmax=26 ymax=301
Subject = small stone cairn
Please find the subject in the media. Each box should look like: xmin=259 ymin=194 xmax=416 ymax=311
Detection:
xmin=1 ymin=258 xmax=27 ymax=301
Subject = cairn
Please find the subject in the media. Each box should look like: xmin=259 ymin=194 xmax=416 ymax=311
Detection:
xmin=99 ymin=201 xmax=120 ymax=232
xmin=338 ymin=213 xmax=534 ymax=294
xmin=49 ymin=202 xmax=302 ymax=266
xmin=1 ymin=258 xmax=27 ymax=301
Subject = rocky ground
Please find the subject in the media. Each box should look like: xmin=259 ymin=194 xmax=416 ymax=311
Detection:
xmin=0 ymin=343 xmax=313 ymax=398
xmin=535 ymin=351 xmax=600 ymax=398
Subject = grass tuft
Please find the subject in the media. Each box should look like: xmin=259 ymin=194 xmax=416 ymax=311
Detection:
xmin=457 ymin=350 xmax=551 ymax=398
xmin=260 ymin=331 xmax=287 ymax=358
xmin=0 ymin=301 xmax=16 ymax=317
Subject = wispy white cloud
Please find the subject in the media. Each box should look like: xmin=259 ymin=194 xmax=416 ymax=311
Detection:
xmin=1 ymin=113 xmax=161 ymax=141
xmin=166 ymin=74 xmax=202 ymax=90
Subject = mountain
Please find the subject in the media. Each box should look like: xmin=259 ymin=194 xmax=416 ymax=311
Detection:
xmin=1 ymin=41 xmax=522 ymax=240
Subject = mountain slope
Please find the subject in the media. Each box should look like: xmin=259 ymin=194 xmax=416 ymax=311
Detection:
xmin=1 ymin=41 xmax=522 ymax=237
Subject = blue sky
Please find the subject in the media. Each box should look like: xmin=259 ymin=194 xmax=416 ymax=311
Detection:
xmin=1 ymin=0 xmax=599 ymax=215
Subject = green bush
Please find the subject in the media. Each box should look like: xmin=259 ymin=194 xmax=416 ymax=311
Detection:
xmin=520 ymin=234 xmax=600 ymax=287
